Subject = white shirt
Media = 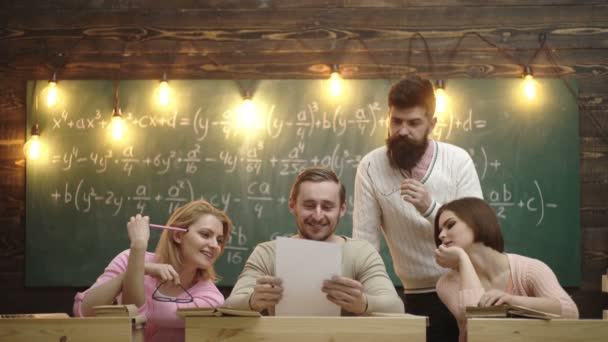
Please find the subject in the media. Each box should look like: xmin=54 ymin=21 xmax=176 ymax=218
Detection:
xmin=353 ymin=141 xmax=483 ymax=292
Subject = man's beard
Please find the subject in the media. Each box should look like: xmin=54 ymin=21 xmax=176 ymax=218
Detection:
xmin=386 ymin=134 xmax=428 ymax=171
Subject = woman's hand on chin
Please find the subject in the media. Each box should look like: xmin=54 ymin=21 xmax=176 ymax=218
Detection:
xmin=435 ymin=245 xmax=466 ymax=270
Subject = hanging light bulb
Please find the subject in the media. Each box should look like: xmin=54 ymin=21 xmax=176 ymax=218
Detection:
xmin=23 ymin=123 xmax=42 ymax=160
xmin=329 ymin=64 xmax=342 ymax=97
xmin=236 ymin=91 xmax=260 ymax=129
xmin=523 ymin=65 xmax=536 ymax=100
xmin=158 ymin=72 xmax=170 ymax=106
xmin=111 ymin=107 xmax=125 ymax=140
xmin=47 ymin=72 xmax=58 ymax=107
xmin=434 ymin=79 xmax=448 ymax=114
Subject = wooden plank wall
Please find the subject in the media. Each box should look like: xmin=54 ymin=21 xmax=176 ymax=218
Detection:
xmin=1 ymin=1 xmax=606 ymax=317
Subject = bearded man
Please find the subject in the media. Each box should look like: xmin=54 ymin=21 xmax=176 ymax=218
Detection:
xmin=353 ymin=76 xmax=483 ymax=342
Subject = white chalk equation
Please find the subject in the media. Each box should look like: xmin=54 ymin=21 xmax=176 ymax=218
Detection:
xmin=432 ymin=108 xmax=488 ymax=141
xmin=48 ymin=101 xmax=388 ymax=141
xmin=42 ymin=94 xmax=564 ymax=231
xmin=487 ymin=180 xmax=557 ymax=226
xmin=223 ymin=225 xmax=250 ymax=266
xmin=50 ymin=179 xmax=361 ymax=221
xmin=467 ymin=146 xmax=503 ymax=181
xmin=49 ymin=143 xmax=362 ymax=178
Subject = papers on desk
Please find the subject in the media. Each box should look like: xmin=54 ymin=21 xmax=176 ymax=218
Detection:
xmin=275 ymin=237 xmax=342 ymax=316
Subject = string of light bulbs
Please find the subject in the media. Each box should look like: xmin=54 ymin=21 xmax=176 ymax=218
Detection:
xmin=24 ymin=30 xmax=590 ymax=160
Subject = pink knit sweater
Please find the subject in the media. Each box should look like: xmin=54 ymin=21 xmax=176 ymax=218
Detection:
xmin=436 ymin=253 xmax=579 ymax=342
xmin=73 ymin=249 xmax=224 ymax=342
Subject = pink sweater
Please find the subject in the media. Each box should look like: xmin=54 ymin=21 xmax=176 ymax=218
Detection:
xmin=73 ymin=249 xmax=224 ymax=342
xmin=436 ymin=253 xmax=579 ymax=342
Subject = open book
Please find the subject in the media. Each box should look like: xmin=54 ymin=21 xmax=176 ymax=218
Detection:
xmin=177 ymin=307 xmax=261 ymax=317
xmin=466 ymin=304 xmax=559 ymax=320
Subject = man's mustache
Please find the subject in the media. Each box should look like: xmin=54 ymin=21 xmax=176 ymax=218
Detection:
xmin=388 ymin=134 xmax=422 ymax=146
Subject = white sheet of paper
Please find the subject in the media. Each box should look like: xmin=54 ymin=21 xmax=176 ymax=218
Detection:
xmin=275 ymin=237 xmax=342 ymax=316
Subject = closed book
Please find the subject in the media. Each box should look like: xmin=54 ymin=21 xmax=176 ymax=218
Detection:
xmin=93 ymin=305 xmax=139 ymax=318
xmin=466 ymin=304 xmax=559 ymax=320
xmin=216 ymin=307 xmax=262 ymax=317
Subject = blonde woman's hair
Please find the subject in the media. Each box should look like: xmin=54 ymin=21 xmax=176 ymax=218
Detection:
xmin=154 ymin=200 xmax=232 ymax=282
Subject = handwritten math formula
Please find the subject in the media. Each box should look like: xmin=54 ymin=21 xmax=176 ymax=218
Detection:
xmin=27 ymin=79 xmax=578 ymax=281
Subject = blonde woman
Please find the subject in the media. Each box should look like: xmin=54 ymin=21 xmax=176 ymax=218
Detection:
xmin=74 ymin=200 xmax=232 ymax=342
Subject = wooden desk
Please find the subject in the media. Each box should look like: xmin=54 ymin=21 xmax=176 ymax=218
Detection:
xmin=0 ymin=316 xmax=144 ymax=342
xmin=468 ymin=318 xmax=608 ymax=342
xmin=180 ymin=314 xmax=427 ymax=342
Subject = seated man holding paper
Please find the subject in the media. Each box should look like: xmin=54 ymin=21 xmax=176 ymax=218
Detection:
xmin=224 ymin=167 xmax=404 ymax=316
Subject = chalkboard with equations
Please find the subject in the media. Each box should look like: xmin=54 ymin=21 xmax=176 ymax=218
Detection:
xmin=25 ymin=79 xmax=580 ymax=287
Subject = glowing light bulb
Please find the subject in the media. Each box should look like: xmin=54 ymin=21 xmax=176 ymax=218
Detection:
xmin=329 ymin=72 xmax=342 ymax=97
xmin=524 ymin=74 xmax=536 ymax=100
xmin=433 ymin=80 xmax=449 ymax=117
xmin=523 ymin=66 xmax=536 ymax=100
xmin=23 ymin=124 xmax=41 ymax=160
xmin=24 ymin=135 xmax=41 ymax=159
xmin=329 ymin=64 xmax=342 ymax=97
xmin=47 ymin=81 xmax=57 ymax=107
xmin=237 ymin=97 xmax=260 ymax=129
xmin=435 ymin=88 xmax=447 ymax=113
xmin=111 ymin=109 xmax=125 ymax=140
xmin=158 ymin=78 xmax=170 ymax=106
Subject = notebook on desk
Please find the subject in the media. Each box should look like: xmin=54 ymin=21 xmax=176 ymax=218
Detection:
xmin=466 ymin=304 xmax=559 ymax=320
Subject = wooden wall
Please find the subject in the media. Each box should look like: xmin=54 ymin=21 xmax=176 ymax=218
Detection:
xmin=1 ymin=1 xmax=606 ymax=317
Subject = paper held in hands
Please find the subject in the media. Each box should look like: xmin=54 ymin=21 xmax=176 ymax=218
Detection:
xmin=275 ymin=237 xmax=342 ymax=316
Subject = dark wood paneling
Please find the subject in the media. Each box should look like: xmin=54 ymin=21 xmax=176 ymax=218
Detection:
xmin=580 ymin=95 xmax=608 ymax=139
xmin=0 ymin=62 xmax=602 ymax=80
xmin=576 ymin=227 xmax=608 ymax=318
xmin=2 ymin=1 xmax=607 ymax=10
xmin=3 ymin=49 xmax=608 ymax=73
xmin=581 ymin=227 xmax=608 ymax=289
xmin=2 ymin=27 xmax=607 ymax=52
xmin=3 ymin=6 xmax=608 ymax=29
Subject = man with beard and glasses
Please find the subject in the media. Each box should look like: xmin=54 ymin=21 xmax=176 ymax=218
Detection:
xmin=353 ymin=76 xmax=482 ymax=342
xmin=224 ymin=167 xmax=403 ymax=316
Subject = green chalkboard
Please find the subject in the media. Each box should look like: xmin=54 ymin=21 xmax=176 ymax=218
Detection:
xmin=25 ymin=79 xmax=580 ymax=287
